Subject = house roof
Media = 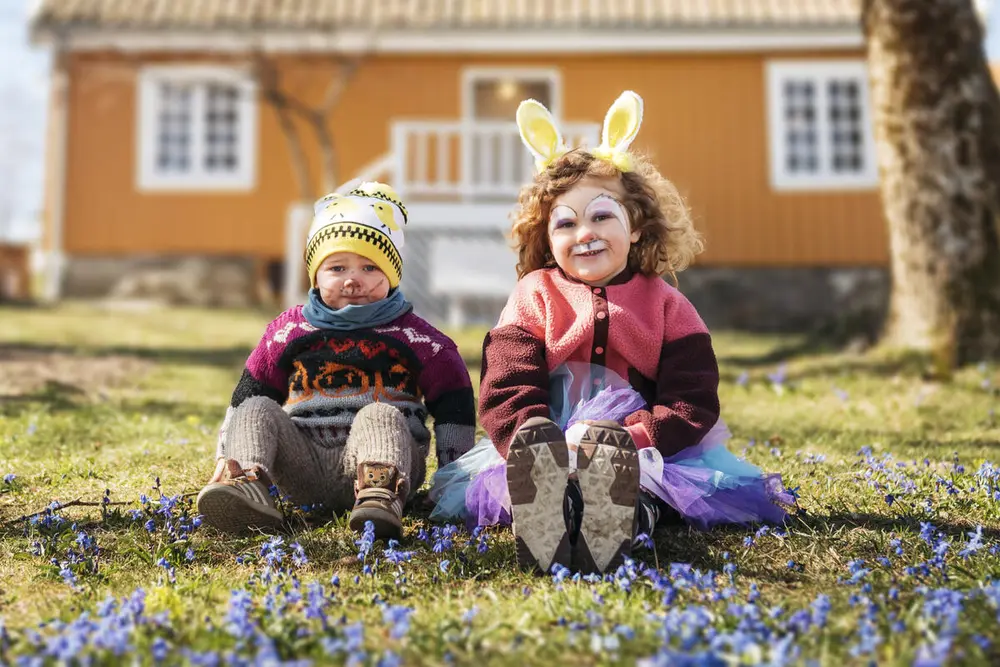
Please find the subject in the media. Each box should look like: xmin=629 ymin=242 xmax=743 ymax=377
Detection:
xmin=31 ymin=0 xmax=862 ymax=32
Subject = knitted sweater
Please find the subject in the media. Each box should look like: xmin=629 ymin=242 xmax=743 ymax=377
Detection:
xmin=479 ymin=268 xmax=720 ymax=458
xmin=217 ymin=306 xmax=476 ymax=466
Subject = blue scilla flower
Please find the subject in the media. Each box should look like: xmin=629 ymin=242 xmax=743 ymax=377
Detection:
xmin=382 ymin=605 xmax=414 ymax=640
xmin=355 ymin=521 xmax=376 ymax=560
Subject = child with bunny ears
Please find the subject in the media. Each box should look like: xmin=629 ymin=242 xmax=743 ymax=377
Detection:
xmin=429 ymin=91 xmax=794 ymax=576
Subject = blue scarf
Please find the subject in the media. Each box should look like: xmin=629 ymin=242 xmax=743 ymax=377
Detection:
xmin=302 ymin=287 xmax=413 ymax=331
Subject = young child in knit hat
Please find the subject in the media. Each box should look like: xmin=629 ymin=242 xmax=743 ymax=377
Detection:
xmin=196 ymin=181 xmax=476 ymax=539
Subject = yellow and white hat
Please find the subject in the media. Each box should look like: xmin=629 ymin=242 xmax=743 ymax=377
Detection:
xmin=304 ymin=181 xmax=408 ymax=288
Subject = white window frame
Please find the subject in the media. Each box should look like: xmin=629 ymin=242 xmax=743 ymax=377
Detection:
xmin=136 ymin=64 xmax=259 ymax=192
xmin=460 ymin=67 xmax=563 ymax=120
xmin=765 ymin=60 xmax=879 ymax=192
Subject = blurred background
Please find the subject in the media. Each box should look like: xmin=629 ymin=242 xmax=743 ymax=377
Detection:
xmin=1 ymin=0 xmax=999 ymax=337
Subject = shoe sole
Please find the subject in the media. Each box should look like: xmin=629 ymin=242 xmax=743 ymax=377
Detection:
xmin=349 ymin=507 xmax=403 ymax=541
xmin=576 ymin=430 xmax=640 ymax=575
xmin=506 ymin=418 xmax=572 ymax=574
xmin=196 ymin=484 xmax=284 ymax=534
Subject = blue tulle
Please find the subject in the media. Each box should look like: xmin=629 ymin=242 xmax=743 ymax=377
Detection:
xmin=428 ymin=362 xmax=794 ymax=531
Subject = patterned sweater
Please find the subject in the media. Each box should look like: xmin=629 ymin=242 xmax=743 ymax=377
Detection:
xmin=217 ymin=306 xmax=476 ymax=466
xmin=479 ymin=268 xmax=721 ymax=458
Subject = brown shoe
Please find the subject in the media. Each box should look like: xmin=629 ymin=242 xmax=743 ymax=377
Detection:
xmin=506 ymin=416 xmax=573 ymax=574
xmin=349 ymin=462 xmax=405 ymax=540
xmin=196 ymin=459 xmax=284 ymax=534
xmin=574 ymin=422 xmax=640 ymax=575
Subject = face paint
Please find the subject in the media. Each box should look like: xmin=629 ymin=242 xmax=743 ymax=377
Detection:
xmin=570 ymin=239 xmax=609 ymax=256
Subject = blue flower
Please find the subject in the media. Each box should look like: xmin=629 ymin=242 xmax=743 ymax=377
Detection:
xmin=381 ymin=605 xmax=414 ymax=640
xmin=2 ymin=473 xmax=15 ymax=484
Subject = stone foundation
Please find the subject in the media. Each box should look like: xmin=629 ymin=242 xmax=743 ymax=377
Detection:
xmin=677 ymin=266 xmax=889 ymax=335
xmin=61 ymin=255 xmax=270 ymax=308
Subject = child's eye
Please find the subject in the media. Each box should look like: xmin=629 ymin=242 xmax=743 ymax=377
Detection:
xmin=554 ymin=219 xmax=575 ymax=230
xmin=362 ymin=265 xmax=378 ymax=272
xmin=592 ymin=212 xmax=613 ymax=222
xmin=330 ymin=266 xmax=345 ymax=272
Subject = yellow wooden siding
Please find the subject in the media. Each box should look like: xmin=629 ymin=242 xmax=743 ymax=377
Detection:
xmin=60 ymin=50 xmax=887 ymax=266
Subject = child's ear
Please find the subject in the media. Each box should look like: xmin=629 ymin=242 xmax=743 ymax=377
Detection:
xmin=630 ymin=230 xmax=641 ymax=243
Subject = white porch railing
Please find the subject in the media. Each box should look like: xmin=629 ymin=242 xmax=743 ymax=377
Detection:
xmin=391 ymin=120 xmax=600 ymax=199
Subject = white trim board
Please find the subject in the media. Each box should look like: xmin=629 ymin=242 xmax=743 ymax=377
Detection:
xmin=33 ymin=28 xmax=865 ymax=54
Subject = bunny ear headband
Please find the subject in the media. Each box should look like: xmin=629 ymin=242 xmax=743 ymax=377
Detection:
xmin=515 ymin=90 xmax=644 ymax=174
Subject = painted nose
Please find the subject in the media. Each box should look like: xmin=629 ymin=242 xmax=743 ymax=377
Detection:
xmin=576 ymin=226 xmax=597 ymax=243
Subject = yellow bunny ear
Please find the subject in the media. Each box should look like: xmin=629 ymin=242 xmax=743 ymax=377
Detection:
xmin=592 ymin=90 xmax=644 ymax=171
xmin=516 ymin=99 xmax=567 ymax=173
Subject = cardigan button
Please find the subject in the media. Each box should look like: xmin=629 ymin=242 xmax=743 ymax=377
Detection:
xmin=595 ymin=347 xmax=604 ymax=355
xmin=596 ymin=311 xmax=607 ymax=320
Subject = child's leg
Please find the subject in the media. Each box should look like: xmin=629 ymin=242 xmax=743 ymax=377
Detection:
xmin=198 ymin=396 xmax=342 ymax=533
xmin=342 ymin=402 xmax=426 ymax=540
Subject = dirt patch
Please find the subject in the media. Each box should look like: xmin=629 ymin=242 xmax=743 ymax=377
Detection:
xmin=0 ymin=348 xmax=154 ymax=397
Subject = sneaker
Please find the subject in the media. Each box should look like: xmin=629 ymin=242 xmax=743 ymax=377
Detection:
xmin=196 ymin=460 xmax=284 ymax=534
xmin=349 ymin=462 xmax=405 ymax=540
xmin=506 ymin=416 xmax=573 ymax=574
xmin=574 ymin=421 xmax=640 ymax=575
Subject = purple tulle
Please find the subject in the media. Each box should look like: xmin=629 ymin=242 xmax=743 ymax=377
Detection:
xmin=441 ymin=362 xmax=796 ymax=532
xmin=464 ymin=463 xmax=509 ymax=531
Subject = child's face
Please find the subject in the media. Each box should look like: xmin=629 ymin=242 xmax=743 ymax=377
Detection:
xmin=315 ymin=252 xmax=390 ymax=309
xmin=547 ymin=177 xmax=640 ymax=286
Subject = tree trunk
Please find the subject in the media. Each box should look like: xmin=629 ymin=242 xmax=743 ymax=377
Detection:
xmin=863 ymin=0 xmax=1000 ymax=368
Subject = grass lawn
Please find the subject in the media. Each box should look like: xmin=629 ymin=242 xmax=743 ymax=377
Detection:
xmin=1 ymin=302 xmax=999 ymax=665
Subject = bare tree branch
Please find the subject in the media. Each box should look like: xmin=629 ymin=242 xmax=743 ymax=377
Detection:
xmin=251 ymin=51 xmax=314 ymax=202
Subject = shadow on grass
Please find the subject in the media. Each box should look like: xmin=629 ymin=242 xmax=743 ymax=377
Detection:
xmin=718 ymin=349 xmax=937 ymax=383
xmin=797 ymin=510 xmax=1000 ymax=542
xmin=0 ymin=380 xmax=87 ymax=416
xmin=0 ymin=342 xmax=252 ymax=369
xmin=0 ymin=385 xmax=224 ymax=426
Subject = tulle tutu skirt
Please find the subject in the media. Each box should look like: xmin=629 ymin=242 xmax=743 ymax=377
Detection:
xmin=428 ymin=362 xmax=795 ymax=531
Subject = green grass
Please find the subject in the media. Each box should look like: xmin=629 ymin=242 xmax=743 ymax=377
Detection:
xmin=1 ymin=302 xmax=999 ymax=665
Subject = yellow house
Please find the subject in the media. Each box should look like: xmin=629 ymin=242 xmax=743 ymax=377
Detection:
xmin=30 ymin=0 xmax=899 ymax=330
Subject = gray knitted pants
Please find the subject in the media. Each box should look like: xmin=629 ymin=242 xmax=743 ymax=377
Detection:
xmin=221 ymin=396 xmax=425 ymax=512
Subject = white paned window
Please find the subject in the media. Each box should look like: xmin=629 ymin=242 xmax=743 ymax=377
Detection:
xmin=137 ymin=65 xmax=258 ymax=191
xmin=766 ymin=61 xmax=878 ymax=191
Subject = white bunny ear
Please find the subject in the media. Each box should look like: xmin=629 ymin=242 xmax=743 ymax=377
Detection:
xmin=516 ymin=98 xmax=568 ymax=172
xmin=600 ymin=90 xmax=643 ymax=152
xmin=590 ymin=91 xmax=644 ymax=171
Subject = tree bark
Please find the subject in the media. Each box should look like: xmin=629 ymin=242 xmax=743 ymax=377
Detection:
xmin=863 ymin=0 xmax=1000 ymax=368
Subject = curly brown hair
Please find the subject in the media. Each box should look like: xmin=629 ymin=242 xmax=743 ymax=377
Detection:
xmin=509 ymin=149 xmax=704 ymax=283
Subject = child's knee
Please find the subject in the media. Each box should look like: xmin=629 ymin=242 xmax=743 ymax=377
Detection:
xmin=233 ymin=396 xmax=284 ymax=420
xmin=355 ymin=402 xmax=407 ymax=428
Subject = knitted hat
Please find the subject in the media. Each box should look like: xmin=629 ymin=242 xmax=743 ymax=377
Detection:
xmin=304 ymin=182 xmax=408 ymax=288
